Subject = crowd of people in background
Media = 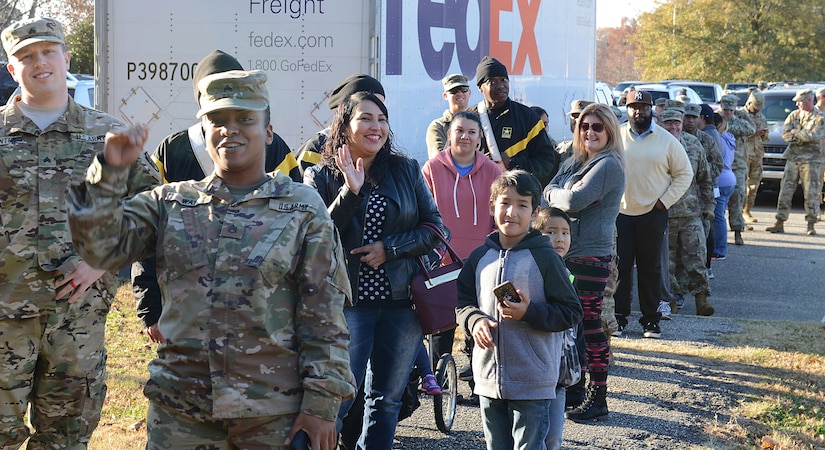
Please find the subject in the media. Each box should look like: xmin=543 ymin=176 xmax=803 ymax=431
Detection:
xmin=3 ymin=13 xmax=824 ymax=450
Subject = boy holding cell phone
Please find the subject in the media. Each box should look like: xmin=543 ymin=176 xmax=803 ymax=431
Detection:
xmin=456 ymin=170 xmax=582 ymax=450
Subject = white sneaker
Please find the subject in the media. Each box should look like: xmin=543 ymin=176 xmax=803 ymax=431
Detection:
xmin=658 ymin=300 xmax=672 ymax=320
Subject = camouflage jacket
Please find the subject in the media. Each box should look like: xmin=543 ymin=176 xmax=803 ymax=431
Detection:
xmin=0 ymin=97 xmax=159 ymax=319
xmin=68 ymin=164 xmax=354 ymax=421
xmin=782 ymin=108 xmax=825 ymax=163
xmin=728 ymin=110 xmax=756 ymax=171
xmin=745 ymin=109 xmax=769 ymax=158
xmin=688 ymin=128 xmax=723 ymax=183
xmin=669 ymin=132 xmax=714 ymax=219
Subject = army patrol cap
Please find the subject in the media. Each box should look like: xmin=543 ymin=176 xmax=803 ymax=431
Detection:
xmin=626 ymin=90 xmax=653 ymax=107
xmin=817 ymin=87 xmax=825 ymax=98
xmin=196 ymin=70 xmax=269 ymax=118
xmin=654 ymin=97 xmax=667 ymax=106
xmin=442 ymin=74 xmax=469 ymax=92
xmin=664 ymin=99 xmax=685 ymax=114
xmin=569 ymin=99 xmax=594 ymax=117
xmin=747 ymin=90 xmax=765 ymax=108
xmin=720 ymin=94 xmax=738 ymax=110
xmin=684 ymin=103 xmax=702 ymax=117
xmin=792 ymin=88 xmax=814 ymax=102
xmin=660 ymin=109 xmax=683 ymax=123
xmin=2 ymin=17 xmax=64 ymax=57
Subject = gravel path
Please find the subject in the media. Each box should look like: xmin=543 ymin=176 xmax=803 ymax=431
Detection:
xmin=392 ymin=314 xmax=755 ymax=449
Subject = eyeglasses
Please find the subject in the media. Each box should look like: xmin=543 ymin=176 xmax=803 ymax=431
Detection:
xmin=580 ymin=122 xmax=605 ymax=133
xmin=448 ymin=86 xmax=470 ymax=95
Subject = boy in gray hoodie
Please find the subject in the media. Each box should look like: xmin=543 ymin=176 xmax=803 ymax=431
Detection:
xmin=456 ymin=170 xmax=582 ymax=450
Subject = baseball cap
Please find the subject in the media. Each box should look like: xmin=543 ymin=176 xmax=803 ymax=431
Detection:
xmin=626 ymin=90 xmax=653 ymax=107
xmin=699 ymin=104 xmax=714 ymax=122
xmin=660 ymin=109 xmax=683 ymax=123
xmin=2 ymin=17 xmax=64 ymax=57
xmin=196 ymin=70 xmax=269 ymax=118
xmin=443 ymin=74 xmax=469 ymax=92
xmin=684 ymin=103 xmax=702 ymax=117
xmin=720 ymin=94 xmax=738 ymax=111
xmin=569 ymin=99 xmax=594 ymax=117
xmin=792 ymin=89 xmax=813 ymax=102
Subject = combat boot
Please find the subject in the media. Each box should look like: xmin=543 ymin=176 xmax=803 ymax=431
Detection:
xmin=566 ymin=384 xmax=608 ymax=422
xmin=807 ymin=222 xmax=816 ymax=236
xmin=734 ymin=231 xmax=744 ymax=245
xmin=743 ymin=207 xmax=757 ymax=223
xmin=766 ymin=220 xmax=784 ymax=233
xmin=695 ymin=291 xmax=714 ymax=316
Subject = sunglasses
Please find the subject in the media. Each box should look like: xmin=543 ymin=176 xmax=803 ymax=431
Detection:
xmin=580 ymin=122 xmax=605 ymax=133
xmin=448 ymin=86 xmax=470 ymax=95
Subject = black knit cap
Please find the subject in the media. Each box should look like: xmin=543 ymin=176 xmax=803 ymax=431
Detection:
xmin=475 ymin=56 xmax=508 ymax=86
xmin=192 ymin=50 xmax=244 ymax=102
xmin=327 ymin=74 xmax=385 ymax=110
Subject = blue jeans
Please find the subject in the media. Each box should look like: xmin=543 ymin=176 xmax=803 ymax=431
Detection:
xmin=337 ymin=306 xmax=422 ymax=450
xmin=545 ymin=386 xmax=566 ymax=450
xmin=713 ymin=185 xmax=735 ymax=256
xmin=480 ymin=396 xmax=551 ymax=450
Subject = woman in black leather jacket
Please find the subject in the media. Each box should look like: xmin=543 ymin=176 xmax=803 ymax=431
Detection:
xmin=304 ymin=92 xmax=444 ymax=449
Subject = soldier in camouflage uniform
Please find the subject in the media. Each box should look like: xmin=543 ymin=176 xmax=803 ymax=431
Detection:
xmin=659 ymin=109 xmax=716 ymax=316
xmin=743 ymin=90 xmax=769 ymax=224
xmin=0 ymin=18 xmax=160 ymax=449
xmin=67 ymin=70 xmax=354 ymax=450
xmin=766 ymin=89 xmax=825 ymax=236
xmin=555 ymin=99 xmax=593 ymax=164
xmin=719 ymin=94 xmax=756 ymax=245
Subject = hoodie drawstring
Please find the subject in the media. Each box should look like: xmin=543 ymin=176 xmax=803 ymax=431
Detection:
xmin=452 ymin=171 xmax=480 ymax=226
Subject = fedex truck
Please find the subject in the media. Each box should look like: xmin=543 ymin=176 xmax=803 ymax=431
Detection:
xmin=95 ymin=0 xmax=596 ymax=164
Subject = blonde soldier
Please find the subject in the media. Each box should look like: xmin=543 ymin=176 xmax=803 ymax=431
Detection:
xmin=742 ymin=90 xmax=769 ymax=225
xmin=0 ymin=17 xmax=160 ymax=448
xmin=766 ymin=89 xmax=825 ymax=235
xmin=68 ymin=70 xmax=354 ymax=449
xmin=719 ymin=94 xmax=756 ymax=245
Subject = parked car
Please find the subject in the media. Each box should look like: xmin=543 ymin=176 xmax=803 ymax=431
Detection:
xmin=724 ymin=82 xmax=758 ymax=91
xmin=595 ymin=81 xmax=615 ymax=106
xmin=756 ymin=84 xmax=825 ymax=192
xmin=0 ymin=64 xmax=18 ymax=106
xmin=661 ymin=80 xmax=723 ymax=104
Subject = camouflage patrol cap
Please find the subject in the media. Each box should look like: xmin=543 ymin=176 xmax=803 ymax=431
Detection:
xmin=747 ymin=90 xmax=765 ymax=109
xmin=792 ymin=89 xmax=814 ymax=102
xmin=196 ymin=70 xmax=269 ymax=118
xmin=2 ymin=17 xmax=64 ymax=57
xmin=442 ymin=74 xmax=469 ymax=92
xmin=817 ymin=87 xmax=825 ymax=98
xmin=660 ymin=109 xmax=683 ymax=123
xmin=664 ymin=99 xmax=685 ymax=114
xmin=720 ymin=94 xmax=738 ymax=111
xmin=654 ymin=97 xmax=667 ymax=106
xmin=684 ymin=103 xmax=702 ymax=117
xmin=569 ymin=99 xmax=594 ymax=117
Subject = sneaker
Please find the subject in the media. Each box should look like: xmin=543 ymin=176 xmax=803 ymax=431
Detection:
xmin=711 ymin=253 xmax=726 ymax=261
xmin=642 ymin=322 xmax=661 ymax=339
xmin=420 ymin=374 xmax=442 ymax=395
xmin=707 ymin=268 xmax=715 ymax=279
xmin=611 ymin=323 xmax=625 ymax=338
xmin=657 ymin=300 xmax=672 ymax=320
xmin=458 ymin=365 xmax=473 ymax=381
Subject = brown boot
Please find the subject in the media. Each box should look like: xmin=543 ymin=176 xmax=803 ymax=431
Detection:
xmin=695 ymin=291 xmax=715 ymax=316
xmin=734 ymin=231 xmax=744 ymax=245
xmin=807 ymin=222 xmax=816 ymax=236
xmin=743 ymin=207 xmax=757 ymax=223
xmin=766 ymin=220 xmax=784 ymax=233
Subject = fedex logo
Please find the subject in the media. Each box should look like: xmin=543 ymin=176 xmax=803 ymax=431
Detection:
xmin=385 ymin=0 xmax=542 ymax=79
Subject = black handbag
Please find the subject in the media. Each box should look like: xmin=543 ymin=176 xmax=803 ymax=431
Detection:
xmin=410 ymin=223 xmax=461 ymax=335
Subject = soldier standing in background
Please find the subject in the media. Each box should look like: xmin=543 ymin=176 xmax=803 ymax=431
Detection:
xmin=766 ymin=89 xmax=825 ymax=236
xmin=816 ymin=87 xmax=825 ymax=112
xmin=742 ymin=90 xmax=769 ymax=225
xmin=68 ymin=69 xmax=354 ymax=449
xmin=719 ymin=94 xmax=756 ymax=246
xmin=555 ymin=99 xmax=593 ymax=164
xmin=426 ymin=73 xmax=472 ymax=157
xmin=0 ymin=17 xmax=160 ymax=448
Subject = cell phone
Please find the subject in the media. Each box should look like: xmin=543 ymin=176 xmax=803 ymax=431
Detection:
xmin=494 ymin=280 xmax=520 ymax=306
xmin=289 ymin=429 xmax=310 ymax=450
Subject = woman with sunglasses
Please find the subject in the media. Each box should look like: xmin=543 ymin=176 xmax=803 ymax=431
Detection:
xmin=544 ymin=103 xmax=626 ymax=423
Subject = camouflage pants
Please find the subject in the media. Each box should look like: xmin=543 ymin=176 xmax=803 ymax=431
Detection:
xmin=147 ymin=400 xmax=297 ymax=450
xmin=668 ymin=216 xmax=710 ymax=296
xmin=0 ymin=295 xmax=110 ymax=450
xmin=776 ymin=158 xmax=823 ymax=223
xmin=727 ymin=164 xmax=747 ymax=231
xmin=746 ymin=147 xmax=764 ymax=210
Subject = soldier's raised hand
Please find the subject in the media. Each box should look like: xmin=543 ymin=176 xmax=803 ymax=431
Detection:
xmin=103 ymin=123 xmax=149 ymax=167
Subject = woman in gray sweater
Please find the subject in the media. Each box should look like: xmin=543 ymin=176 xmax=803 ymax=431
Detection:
xmin=544 ymin=103 xmax=626 ymax=422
